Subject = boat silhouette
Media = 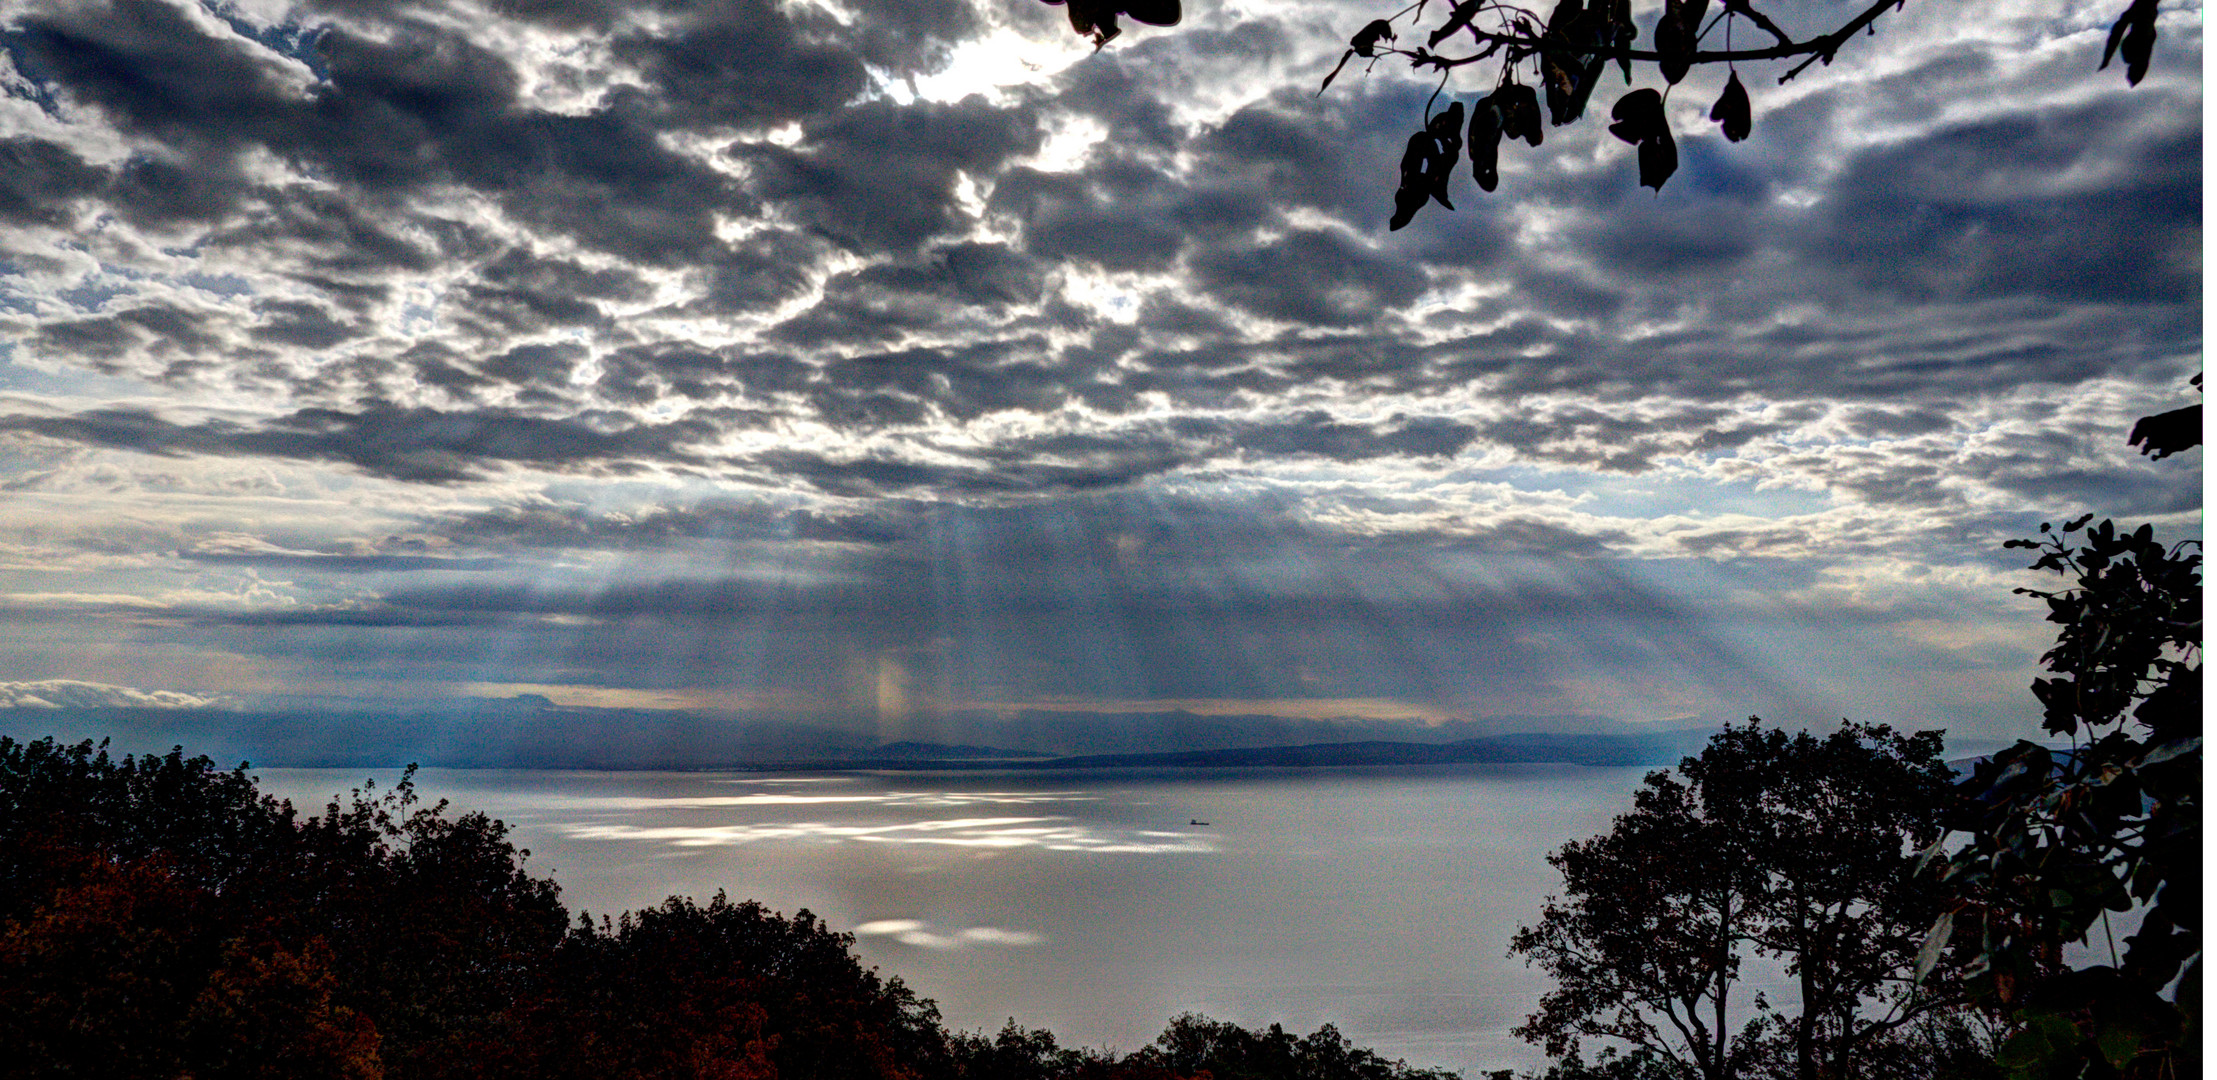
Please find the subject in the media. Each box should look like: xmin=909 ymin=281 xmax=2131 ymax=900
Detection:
xmin=1190 ymin=819 xmax=1209 ymax=826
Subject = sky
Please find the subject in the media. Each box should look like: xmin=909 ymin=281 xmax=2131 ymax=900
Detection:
xmin=0 ymin=0 xmax=2200 ymax=766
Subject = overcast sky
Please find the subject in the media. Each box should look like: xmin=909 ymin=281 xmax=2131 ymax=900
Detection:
xmin=0 ymin=0 xmax=2199 ymax=760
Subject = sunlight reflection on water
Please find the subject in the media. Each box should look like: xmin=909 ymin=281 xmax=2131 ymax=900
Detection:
xmin=252 ymin=763 xmax=1656 ymax=1076
xmin=559 ymin=814 xmax=1217 ymax=853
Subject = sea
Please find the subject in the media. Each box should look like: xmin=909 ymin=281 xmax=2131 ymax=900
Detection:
xmin=252 ymin=763 xmax=1661 ymax=1076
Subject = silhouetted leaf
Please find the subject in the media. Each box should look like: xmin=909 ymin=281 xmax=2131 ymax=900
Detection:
xmin=1426 ymin=102 xmax=1465 ymax=207
xmin=1607 ymin=88 xmax=1665 ymax=144
xmin=1320 ymin=50 xmax=1357 ymax=93
xmin=2126 ymin=404 xmax=2200 ymax=459
xmin=2102 ymin=0 xmax=2161 ymax=84
xmin=1499 ymin=84 xmax=1543 ymax=146
xmin=1710 ymin=69 xmax=1751 ymax=142
xmin=1353 ymin=18 xmax=1396 ymax=57
xmin=1389 ymin=186 xmax=1426 ymax=230
xmin=1638 ymin=129 xmax=1677 ymax=189
xmin=1468 ymin=96 xmax=1503 ymax=191
xmin=1390 ymin=130 xmax=1435 ymax=229
xmin=1429 ymin=0 xmax=1484 ymax=47
xmin=1608 ymin=89 xmax=1675 ymax=189
xmin=1610 ymin=0 xmax=1635 ymax=81
xmin=1121 ymin=0 xmax=1182 ymax=27
xmin=1656 ymin=0 xmax=1704 ymax=83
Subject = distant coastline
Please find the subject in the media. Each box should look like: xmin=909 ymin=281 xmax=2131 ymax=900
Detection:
xmin=752 ymin=731 xmax=1712 ymax=772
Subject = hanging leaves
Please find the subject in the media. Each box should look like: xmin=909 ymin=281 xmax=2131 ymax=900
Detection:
xmin=1607 ymin=88 xmax=1676 ymax=190
xmin=1307 ymin=0 xmax=2165 ymax=212
xmin=1498 ymin=83 xmax=1543 ymax=147
xmin=1389 ymin=105 xmax=1467 ymax=229
xmin=1468 ymin=95 xmax=1505 ymax=191
xmin=2101 ymin=0 xmax=2160 ymax=84
xmin=1710 ymin=70 xmax=1751 ymax=142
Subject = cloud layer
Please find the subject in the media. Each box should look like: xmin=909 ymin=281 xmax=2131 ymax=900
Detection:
xmin=0 ymin=0 xmax=2199 ymax=752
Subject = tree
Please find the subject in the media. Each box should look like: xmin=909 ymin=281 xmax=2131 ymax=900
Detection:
xmin=1928 ymin=513 xmax=2200 ymax=1079
xmin=1041 ymin=0 xmax=2171 ymax=212
xmin=1510 ymin=720 xmax=1970 ymax=1080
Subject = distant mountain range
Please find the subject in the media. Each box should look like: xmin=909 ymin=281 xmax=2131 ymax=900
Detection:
xmin=755 ymin=731 xmax=1712 ymax=771
xmin=0 ymin=700 xmax=1714 ymax=772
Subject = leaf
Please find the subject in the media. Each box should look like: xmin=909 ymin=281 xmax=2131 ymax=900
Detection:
xmin=2126 ymin=403 xmax=2200 ymax=459
xmin=1389 ymin=186 xmax=1427 ymax=230
xmin=1607 ymin=88 xmax=1665 ymax=144
xmin=1426 ymin=101 xmax=1465 ymax=207
xmin=1428 ymin=0 xmax=1484 ymax=47
xmin=1319 ymin=50 xmax=1356 ymax=93
xmin=2102 ymin=0 xmax=2161 ymax=84
xmin=1352 ymin=18 xmax=1396 ymax=57
xmin=2133 ymin=735 xmax=2200 ymax=769
xmin=1390 ymin=130 xmax=1437 ymax=229
xmin=1499 ymin=84 xmax=1543 ymax=146
xmin=1121 ymin=0 xmax=1182 ymax=27
xmin=1637 ymin=129 xmax=1677 ymax=190
xmin=1913 ymin=911 xmax=1953 ymax=985
xmin=1911 ymin=833 xmax=1951 ymax=875
xmin=1610 ymin=0 xmax=1635 ymax=81
xmin=1656 ymin=0 xmax=1696 ymax=84
xmin=1709 ymin=70 xmax=1750 ymax=142
xmin=1468 ymin=96 xmax=1503 ymax=191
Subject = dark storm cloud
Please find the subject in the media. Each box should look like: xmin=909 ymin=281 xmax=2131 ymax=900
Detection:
xmin=1798 ymin=95 xmax=2200 ymax=304
xmin=433 ymin=494 xmax=930 ymax=549
xmin=767 ymin=256 xmax=1042 ymax=347
xmin=184 ymin=550 xmax=509 ymax=571
xmin=5 ymin=0 xmax=296 ymax=152
xmin=737 ymin=94 xmax=1042 ymax=254
xmin=988 ymin=165 xmax=1186 ymax=271
xmin=8 ymin=2 xmax=743 ymax=261
xmin=452 ymin=248 xmax=648 ymax=333
xmin=594 ymin=345 xmax=813 ymax=406
xmin=1188 ymin=228 xmax=1429 ymax=326
xmin=0 ymin=137 xmax=104 ymax=226
xmin=610 ymin=0 xmax=869 ymax=129
xmin=0 ymin=402 xmax=747 ymax=482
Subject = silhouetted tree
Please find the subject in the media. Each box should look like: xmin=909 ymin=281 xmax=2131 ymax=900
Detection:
xmin=1929 ymin=512 xmax=2200 ymax=1079
xmin=1511 ymin=720 xmax=1969 ymax=1080
xmin=0 ymin=734 xmax=1461 ymax=1080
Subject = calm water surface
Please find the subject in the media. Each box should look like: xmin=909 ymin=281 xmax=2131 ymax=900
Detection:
xmin=254 ymin=764 xmax=1654 ymax=1075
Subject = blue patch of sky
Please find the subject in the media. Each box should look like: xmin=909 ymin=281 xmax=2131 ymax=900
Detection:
xmin=0 ymin=344 xmax=155 ymax=399
xmin=184 ymin=272 xmax=255 ymax=298
xmin=207 ymin=4 xmax=333 ymax=82
xmin=1454 ymin=464 xmax=1834 ymax=520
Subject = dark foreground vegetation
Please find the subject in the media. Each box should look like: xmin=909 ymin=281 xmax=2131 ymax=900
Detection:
xmin=0 ymin=734 xmax=1456 ymax=1080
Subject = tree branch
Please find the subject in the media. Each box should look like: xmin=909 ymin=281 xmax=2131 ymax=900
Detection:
xmin=1389 ymin=0 xmax=1912 ymax=85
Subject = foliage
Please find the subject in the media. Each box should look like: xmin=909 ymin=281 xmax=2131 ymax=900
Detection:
xmin=1046 ymin=0 xmax=2183 ymax=214
xmin=1511 ymin=720 xmax=1970 ymax=1080
xmin=1128 ymin=1013 xmax=1462 ymax=1080
xmin=1931 ymin=512 xmax=2200 ymax=1080
xmin=0 ymin=734 xmax=1470 ymax=1080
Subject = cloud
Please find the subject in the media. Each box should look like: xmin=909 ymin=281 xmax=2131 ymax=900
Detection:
xmin=0 ymin=678 xmax=230 ymax=709
xmin=0 ymin=0 xmax=2197 ymax=754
